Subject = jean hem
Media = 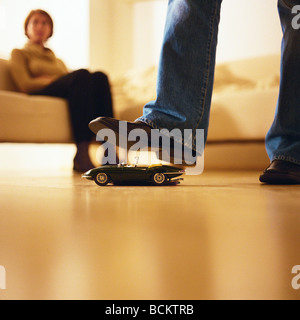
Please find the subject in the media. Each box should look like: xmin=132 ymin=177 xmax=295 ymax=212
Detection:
xmin=136 ymin=116 xmax=201 ymax=154
xmin=272 ymin=155 xmax=300 ymax=165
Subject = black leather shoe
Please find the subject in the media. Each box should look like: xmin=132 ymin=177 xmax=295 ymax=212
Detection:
xmin=259 ymin=160 xmax=300 ymax=185
xmin=89 ymin=117 xmax=152 ymax=149
xmin=89 ymin=117 xmax=198 ymax=167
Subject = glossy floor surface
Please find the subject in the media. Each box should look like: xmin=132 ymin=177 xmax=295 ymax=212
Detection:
xmin=1 ymin=164 xmax=300 ymax=300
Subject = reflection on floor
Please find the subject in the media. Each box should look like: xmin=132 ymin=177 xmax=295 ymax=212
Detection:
xmin=0 ymin=144 xmax=300 ymax=300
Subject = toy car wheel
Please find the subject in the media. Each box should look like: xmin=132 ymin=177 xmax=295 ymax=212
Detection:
xmin=95 ymin=172 xmax=110 ymax=186
xmin=152 ymin=173 xmax=166 ymax=185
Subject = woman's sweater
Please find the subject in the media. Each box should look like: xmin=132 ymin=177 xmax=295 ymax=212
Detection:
xmin=10 ymin=42 xmax=69 ymax=93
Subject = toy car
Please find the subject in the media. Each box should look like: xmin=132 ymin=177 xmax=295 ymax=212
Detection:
xmin=82 ymin=163 xmax=185 ymax=186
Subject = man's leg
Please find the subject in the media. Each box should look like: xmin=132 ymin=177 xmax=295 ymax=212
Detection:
xmin=137 ymin=0 xmax=222 ymax=150
xmin=90 ymin=0 xmax=223 ymax=154
xmin=260 ymin=0 xmax=300 ymax=184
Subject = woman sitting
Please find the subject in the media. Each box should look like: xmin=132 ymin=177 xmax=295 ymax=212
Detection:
xmin=10 ymin=9 xmax=113 ymax=172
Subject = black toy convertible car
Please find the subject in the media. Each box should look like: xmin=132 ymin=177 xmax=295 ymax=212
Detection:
xmin=82 ymin=163 xmax=185 ymax=186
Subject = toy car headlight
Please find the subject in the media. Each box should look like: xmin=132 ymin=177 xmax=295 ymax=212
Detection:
xmin=82 ymin=169 xmax=92 ymax=177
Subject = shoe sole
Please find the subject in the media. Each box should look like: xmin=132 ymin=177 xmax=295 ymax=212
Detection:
xmin=89 ymin=117 xmax=199 ymax=168
xmin=259 ymin=172 xmax=300 ymax=185
xmin=89 ymin=117 xmax=151 ymax=149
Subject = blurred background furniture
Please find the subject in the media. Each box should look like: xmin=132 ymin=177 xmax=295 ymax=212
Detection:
xmin=0 ymin=55 xmax=280 ymax=169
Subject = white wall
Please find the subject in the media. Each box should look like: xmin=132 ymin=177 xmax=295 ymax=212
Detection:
xmin=217 ymin=0 xmax=282 ymax=63
xmin=89 ymin=0 xmax=167 ymax=77
xmin=130 ymin=0 xmax=283 ymax=67
xmin=0 ymin=0 xmax=283 ymax=75
xmin=0 ymin=0 xmax=89 ymax=70
xmin=133 ymin=0 xmax=168 ymax=70
xmin=89 ymin=0 xmax=135 ymax=76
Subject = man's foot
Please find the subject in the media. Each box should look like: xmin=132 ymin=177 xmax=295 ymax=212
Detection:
xmin=259 ymin=160 xmax=300 ymax=185
xmin=89 ymin=117 xmax=152 ymax=149
xmin=88 ymin=117 xmax=198 ymax=167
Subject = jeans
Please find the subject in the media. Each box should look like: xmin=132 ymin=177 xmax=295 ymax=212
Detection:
xmin=137 ymin=0 xmax=300 ymax=165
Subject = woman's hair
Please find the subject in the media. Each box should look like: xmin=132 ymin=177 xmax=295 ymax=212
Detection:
xmin=24 ymin=9 xmax=54 ymax=39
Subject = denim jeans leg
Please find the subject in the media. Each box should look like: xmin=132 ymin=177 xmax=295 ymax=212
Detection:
xmin=137 ymin=0 xmax=222 ymax=152
xmin=265 ymin=0 xmax=300 ymax=165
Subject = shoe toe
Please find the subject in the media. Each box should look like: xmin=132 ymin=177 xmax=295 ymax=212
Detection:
xmin=260 ymin=160 xmax=300 ymax=184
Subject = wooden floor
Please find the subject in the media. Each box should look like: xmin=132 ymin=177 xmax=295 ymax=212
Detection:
xmin=1 ymin=164 xmax=300 ymax=300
